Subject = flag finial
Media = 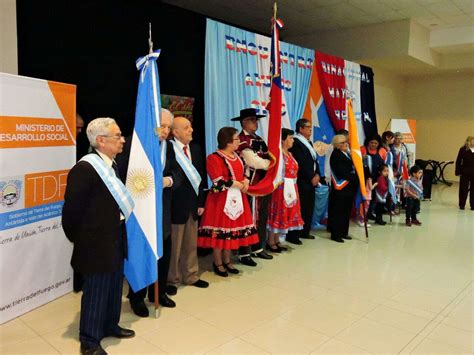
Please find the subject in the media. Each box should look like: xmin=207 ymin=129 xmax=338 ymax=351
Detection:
xmin=148 ymin=23 xmax=153 ymax=55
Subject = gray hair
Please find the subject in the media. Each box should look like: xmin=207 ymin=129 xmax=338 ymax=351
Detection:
xmin=86 ymin=117 xmax=117 ymax=148
xmin=161 ymin=108 xmax=174 ymax=123
xmin=332 ymin=134 xmax=347 ymax=147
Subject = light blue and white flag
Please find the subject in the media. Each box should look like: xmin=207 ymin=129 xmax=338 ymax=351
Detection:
xmin=124 ymin=49 xmax=163 ymax=292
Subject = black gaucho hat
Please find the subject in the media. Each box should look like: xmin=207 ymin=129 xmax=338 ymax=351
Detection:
xmin=230 ymin=108 xmax=266 ymax=122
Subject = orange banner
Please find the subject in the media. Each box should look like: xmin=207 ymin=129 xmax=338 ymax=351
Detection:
xmin=0 ymin=116 xmax=75 ymax=148
xmin=24 ymin=169 xmax=69 ymax=208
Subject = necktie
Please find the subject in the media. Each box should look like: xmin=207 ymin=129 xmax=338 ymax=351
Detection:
xmin=112 ymin=161 xmax=120 ymax=178
xmin=183 ymin=146 xmax=190 ymax=160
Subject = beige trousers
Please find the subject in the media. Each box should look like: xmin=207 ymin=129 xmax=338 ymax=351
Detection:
xmin=167 ymin=213 xmax=199 ymax=286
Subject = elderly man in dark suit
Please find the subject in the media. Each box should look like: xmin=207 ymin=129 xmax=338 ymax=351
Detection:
xmin=167 ymin=116 xmax=209 ymax=296
xmin=116 ymin=109 xmax=183 ymax=317
xmin=63 ymin=117 xmax=135 ymax=355
xmin=287 ymin=118 xmax=321 ymax=245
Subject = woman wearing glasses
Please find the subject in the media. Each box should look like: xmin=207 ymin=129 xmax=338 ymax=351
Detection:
xmin=197 ymin=127 xmax=259 ymax=277
xmin=328 ymin=134 xmax=358 ymax=243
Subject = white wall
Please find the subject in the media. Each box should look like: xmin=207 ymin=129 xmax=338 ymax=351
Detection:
xmin=0 ymin=0 xmax=18 ymax=75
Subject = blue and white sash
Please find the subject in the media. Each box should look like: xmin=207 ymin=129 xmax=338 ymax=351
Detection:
xmin=80 ymin=154 xmax=135 ymax=220
xmin=406 ymin=179 xmax=423 ymax=199
xmin=375 ymin=190 xmax=388 ymax=203
xmin=294 ymin=134 xmax=317 ymax=170
xmin=171 ymin=140 xmax=202 ymax=195
xmin=161 ymin=140 xmax=167 ymax=169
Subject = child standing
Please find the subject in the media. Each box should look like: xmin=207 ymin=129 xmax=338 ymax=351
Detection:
xmin=374 ymin=164 xmax=390 ymax=225
xmin=405 ymin=166 xmax=424 ymax=226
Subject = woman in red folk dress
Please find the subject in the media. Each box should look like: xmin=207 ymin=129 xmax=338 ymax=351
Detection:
xmin=198 ymin=127 xmax=259 ymax=277
xmin=266 ymin=128 xmax=304 ymax=253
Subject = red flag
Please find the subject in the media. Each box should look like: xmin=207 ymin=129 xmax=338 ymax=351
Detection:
xmin=248 ymin=3 xmax=283 ymax=196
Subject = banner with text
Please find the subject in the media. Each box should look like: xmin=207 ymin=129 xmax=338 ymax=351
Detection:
xmin=205 ymin=19 xmax=313 ymax=155
xmin=0 ymin=73 xmax=76 ymax=324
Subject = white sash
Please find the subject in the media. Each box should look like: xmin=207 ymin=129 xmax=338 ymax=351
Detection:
xmin=224 ymin=187 xmax=244 ymax=220
xmin=294 ymin=134 xmax=317 ymax=170
xmin=283 ymin=178 xmax=297 ymax=207
xmin=80 ymin=154 xmax=135 ymax=220
xmin=171 ymin=140 xmax=202 ymax=195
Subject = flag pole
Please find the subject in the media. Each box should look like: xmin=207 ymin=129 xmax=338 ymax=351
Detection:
xmin=362 ymin=204 xmax=369 ymax=242
xmin=148 ymin=21 xmax=161 ymax=318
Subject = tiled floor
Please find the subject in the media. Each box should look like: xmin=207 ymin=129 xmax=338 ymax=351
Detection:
xmin=1 ymin=184 xmax=472 ymax=354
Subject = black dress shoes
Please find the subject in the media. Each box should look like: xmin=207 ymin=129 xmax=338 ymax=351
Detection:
xmin=300 ymin=234 xmax=316 ymax=239
xmin=159 ymin=294 xmax=176 ymax=308
xmin=166 ymin=285 xmax=177 ymax=296
xmin=80 ymin=345 xmax=107 ymax=355
xmin=213 ymin=263 xmax=228 ymax=277
xmin=342 ymin=235 xmax=352 ymax=240
xmin=286 ymin=237 xmax=302 ymax=245
xmin=239 ymin=256 xmax=257 ymax=267
xmin=105 ymin=326 xmax=135 ymax=339
xmin=223 ymin=263 xmax=240 ymax=274
xmin=266 ymin=244 xmax=282 ymax=253
xmin=130 ymin=300 xmax=149 ymax=318
xmin=254 ymin=250 xmax=273 ymax=259
xmin=276 ymin=244 xmax=288 ymax=251
xmin=191 ymin=279 xmax=209 ymax=288
xmin=331 ymin=237 xmax=344 ymax=243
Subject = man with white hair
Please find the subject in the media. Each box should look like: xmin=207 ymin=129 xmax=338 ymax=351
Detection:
xmin=63 ymin=117 xmax=135 ymax=355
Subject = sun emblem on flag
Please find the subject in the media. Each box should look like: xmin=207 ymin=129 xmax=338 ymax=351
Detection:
xmin=127 ymin=169 xmax=155 ymax=199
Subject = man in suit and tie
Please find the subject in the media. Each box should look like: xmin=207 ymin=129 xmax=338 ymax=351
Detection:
xmin=287 ymin=118 xmax=321 ymax=245
xmin=116 ymin=109 xmax=183 ymax=317
xmin=167 ymin=116 xmax=209 ymax=295
xmin=63 ymin=117 xmax=135 ymax=355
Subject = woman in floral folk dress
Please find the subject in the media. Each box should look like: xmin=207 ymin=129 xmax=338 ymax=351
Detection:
xmin=266 ymin=128 xmax=304 ymax=253
xmin=198 ymin=127 xmax=259 ymax=277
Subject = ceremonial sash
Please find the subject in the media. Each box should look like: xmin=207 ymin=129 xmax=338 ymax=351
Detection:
xmin=375 ymin=190 xmax=388 ymax=203
xmin=80 ymin=154 xmax=135 ymax=220
xmin=406 ymin=179 xmax=423 ymax=199
xmin=161 ymin=140 xmax=167 ymax=169
xmin=294 ymin=134 xmax=317 ymax=170
xmin=331 ymin=175 xmax=349 ymax=190
xmin=171 ymin=140 xmax=202 ymax=195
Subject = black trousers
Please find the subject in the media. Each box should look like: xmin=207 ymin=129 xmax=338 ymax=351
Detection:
xmin=128 ymin=234 xmax=171 ymax=302
xmin=79 ymin=266 xmax=123 ymax=348
xmin=329 ymin=191 xmax=354 ymax=239
xmin=405 ymin=197 xmax=420 ymax=220
xmin=287 ymin=187 xmax=315 ymax=240
xmin=239 ymin=194 xmax=270 ymax=256
xmin=459 ymin=174 xmax=474 ymax=208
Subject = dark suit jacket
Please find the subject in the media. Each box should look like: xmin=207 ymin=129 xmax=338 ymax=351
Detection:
xmin=62 ymin=151 xmax=127 ymax=274
xmin=330 ymin=148 xmax=358 ymax=196
xmin=170 ymin=140 xmax=207 ymax=224
xmin=116 ymin=138 xmax=183 ymax=239
xmin=289 ymin=137 xmax=320 ymax=192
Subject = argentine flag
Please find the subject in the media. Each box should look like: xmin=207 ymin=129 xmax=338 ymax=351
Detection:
xmin=124 ymin=50 xmax=163 ymax=292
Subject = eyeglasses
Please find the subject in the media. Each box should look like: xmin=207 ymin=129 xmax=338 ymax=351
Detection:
xmin=100 ymin=134 xmax=124 ymax=140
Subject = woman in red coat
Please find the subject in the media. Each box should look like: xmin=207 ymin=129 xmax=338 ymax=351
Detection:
xmin=198 ymin=127 xmax=259 ymax=277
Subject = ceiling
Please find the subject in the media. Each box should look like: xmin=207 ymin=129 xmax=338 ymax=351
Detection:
xmin=163 ymin=0 xmax=474 ymax=75
xmin=163 ymin=0 xmax=474 ymax=36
